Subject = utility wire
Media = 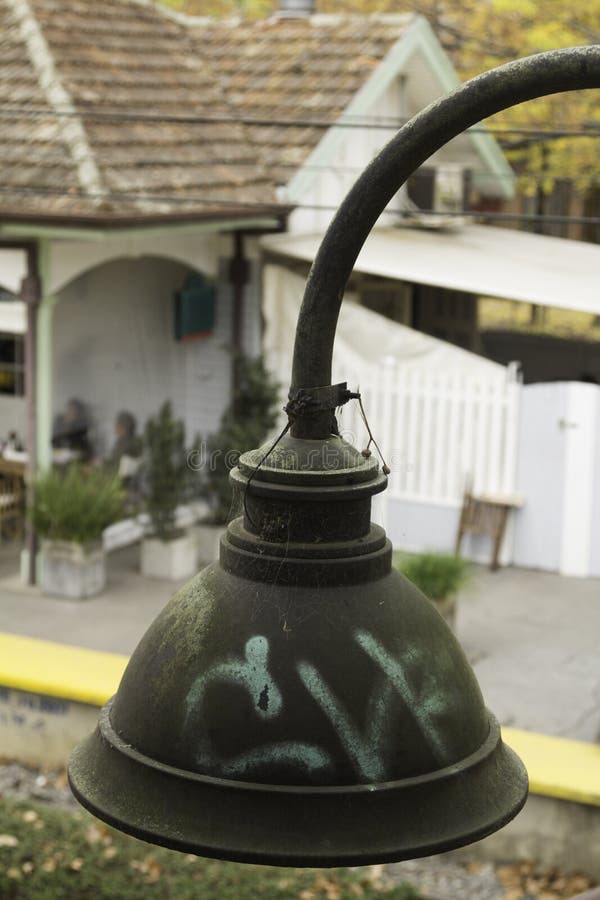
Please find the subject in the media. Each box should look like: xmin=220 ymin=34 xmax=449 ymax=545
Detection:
xmin=0 ymin=102 xmax=599 ymax=140
xmin=2 ymin=151 xmax=597 ymax=183
xmin=0 ymin=184 xmax=599 ymax=227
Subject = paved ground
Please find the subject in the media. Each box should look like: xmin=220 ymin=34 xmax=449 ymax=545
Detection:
xmin=0 ymin=544 xmax=599 ymax=742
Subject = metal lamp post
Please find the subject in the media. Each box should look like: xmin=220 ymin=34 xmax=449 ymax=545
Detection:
xmin=69 ymin=46 xmax=600 ymax=867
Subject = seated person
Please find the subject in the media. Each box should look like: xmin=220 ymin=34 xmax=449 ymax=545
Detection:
xmin=106 ymin=411 xmax=143 ymax=479
xmin=52 ymin=398 xmax=92 ymax=461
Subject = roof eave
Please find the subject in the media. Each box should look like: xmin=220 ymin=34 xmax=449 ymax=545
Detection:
xmin=0 ymin=206 xmax=291 ymax=236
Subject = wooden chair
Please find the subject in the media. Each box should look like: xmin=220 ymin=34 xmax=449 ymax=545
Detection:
xmin=0 ymin=472 xmax=24 ymax=542
xmin=455 ymin=489 xmax=522 ymax=571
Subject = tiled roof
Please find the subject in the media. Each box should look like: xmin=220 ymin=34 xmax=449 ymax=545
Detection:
xmin=188 ymin=14 xmax=413 ymax=184
xmin=0 ymin=0 xmax=412 ymax=224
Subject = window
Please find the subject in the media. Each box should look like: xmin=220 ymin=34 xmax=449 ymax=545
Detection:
xmin=0 ymin=333 xmax=24 ymax=396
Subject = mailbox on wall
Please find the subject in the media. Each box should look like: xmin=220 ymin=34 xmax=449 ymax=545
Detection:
xmin=174 ymin=273 xmax=216 ymax=342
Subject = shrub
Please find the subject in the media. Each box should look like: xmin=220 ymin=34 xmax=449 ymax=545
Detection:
xmin=30 ymin=465 xmax=125 ymax=545
xmin=200 ymin=355 xmax=280 ymax=525
xmin=396 ymin=552 xmax=470 ymax=601
xmin=143 ymin=401 xmax=188 ymax=542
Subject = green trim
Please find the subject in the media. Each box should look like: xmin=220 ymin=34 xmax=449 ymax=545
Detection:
xmin=285 ymin=16 xmax=514 ymax=204
xmin=36 ymin=240 xmax=57 ymax=472
xmin=0 ymin=217 xmax=281 ymax=243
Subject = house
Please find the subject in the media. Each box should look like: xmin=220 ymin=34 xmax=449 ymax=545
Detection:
xmin=0 ymin=0 xmax=515 ymax=477
xmin=0 ymin=0 xmax=287 ymax=471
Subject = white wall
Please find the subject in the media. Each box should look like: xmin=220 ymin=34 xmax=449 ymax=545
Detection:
xmin=511 ymin=383 xmax=568 ymax=572
xmin=53 ymin=256 xmax=234 ymax=455
xmin=0 ymin=396 xmax=26 ymax=441
xmin=386 ymin=381 xmax=600 ymax=578
xmin=284 ymin=43 xmax=507 ymax=236
xmin=286 ymin=75 xmax=409 ymax=235
xmin=590 ymin=391 xmax=600 ymax=578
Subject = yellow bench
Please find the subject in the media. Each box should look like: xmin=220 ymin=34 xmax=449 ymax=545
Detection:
xmin=0 ymin=631 xmax=599 ymax=807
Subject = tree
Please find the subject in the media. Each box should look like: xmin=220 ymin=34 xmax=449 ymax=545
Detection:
xmin=198 ymin=355 xmax=281 ymax=524
xmin=143 ymin=401 xmax=189 ymax=541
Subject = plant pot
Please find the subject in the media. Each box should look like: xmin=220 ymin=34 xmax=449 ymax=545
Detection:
xmin=432 ymin=594 xmax=457 ymax=629
xmin=140 ymin=532 xmax=197 ymax=581
xmin=40 ymin=540 xmax=106 ymax=600
xmin=192 ymin=522 xmax=226 ymax=566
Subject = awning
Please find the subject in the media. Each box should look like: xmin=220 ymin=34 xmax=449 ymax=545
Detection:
xmin=263 ymin=264 xmax=504 ymax=380
xmin=261 ymin=223 xmax=600 ymax=316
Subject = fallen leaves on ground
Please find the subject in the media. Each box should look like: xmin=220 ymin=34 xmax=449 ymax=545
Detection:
xmin=496 ymin=860 xmax=596 ymax=898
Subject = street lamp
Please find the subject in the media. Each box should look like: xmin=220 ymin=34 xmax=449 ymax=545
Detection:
xmin=69 ymin=46 xmax=600 ymax=867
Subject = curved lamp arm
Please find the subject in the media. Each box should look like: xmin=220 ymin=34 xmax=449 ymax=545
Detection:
xmin=290 ymin=45 xmax=600 ymax=436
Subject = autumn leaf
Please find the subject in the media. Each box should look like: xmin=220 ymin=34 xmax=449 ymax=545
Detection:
xmin=144 ymin=858 xmax=162 ymax=884
xmin=0 ymin=834 xmax=19 ymax=847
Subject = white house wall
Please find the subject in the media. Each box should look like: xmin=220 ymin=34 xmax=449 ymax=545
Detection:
xmin=0 ymin=248 xmax=27 ymax=295
xmin=52 ymin=256 xmax=234 ymax=456
xmin=287 ymin=74 xmax=409 ymax=234
xmin=48 ymin=231 xmax=220 ymax=295
xmin=0 ymin=395 xmax=26 ymax=440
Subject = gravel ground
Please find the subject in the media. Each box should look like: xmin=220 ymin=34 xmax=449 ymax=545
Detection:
xmin=0 ymin=761 xmax=75 ymax=808
xmin=384 ymin=859 xmax=505 ymax=900
xmin=0 ymin=762 xmax=596 ymax=900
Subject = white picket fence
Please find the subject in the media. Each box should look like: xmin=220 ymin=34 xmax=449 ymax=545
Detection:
xmin=333 ymin=360 xmax=522 ymax=507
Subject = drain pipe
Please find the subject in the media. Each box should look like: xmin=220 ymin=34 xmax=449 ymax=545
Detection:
xmin=21 ymin=247 xmax=40 ymax=585
xmin=229 ymin=231 xmax=249 ymax=416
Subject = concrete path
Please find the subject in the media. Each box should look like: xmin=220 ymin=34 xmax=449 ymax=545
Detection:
xmin=0 ymin=545 xmax=599 ymax=742
xmin=458 ymin=566 xmax=600 ymax=743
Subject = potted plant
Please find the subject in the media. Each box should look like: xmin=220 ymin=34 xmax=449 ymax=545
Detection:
xmin=31 ymin=465 xmax=125 ymax=599
xmin=395 ymin=552 xmax=470 ymax=628
xmin=141 ymin=401 xmax=197 ymax=580
xmin=193 ymin=355 xmax=280 ymax=564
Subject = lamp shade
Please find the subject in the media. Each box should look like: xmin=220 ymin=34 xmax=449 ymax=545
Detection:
xmin=69 ymin=435 xmax=528 ymax=866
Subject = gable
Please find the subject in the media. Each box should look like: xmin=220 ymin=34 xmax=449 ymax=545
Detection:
xmin=283 ymin=16 xmax=514 ymax=213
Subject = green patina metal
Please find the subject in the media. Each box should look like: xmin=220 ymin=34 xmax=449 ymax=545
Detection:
xmin=68 ymin=427 xmax=525 ymax=864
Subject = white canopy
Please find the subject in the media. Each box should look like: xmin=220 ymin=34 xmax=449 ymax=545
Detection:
xmin=261 ymin=223 xmax=600 ymax=316
xmin=263 ymin=264 xmax=504 ymax=381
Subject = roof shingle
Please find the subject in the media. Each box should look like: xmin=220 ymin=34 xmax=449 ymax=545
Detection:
xmin=0 ymin=0 xmax=414 ymax=224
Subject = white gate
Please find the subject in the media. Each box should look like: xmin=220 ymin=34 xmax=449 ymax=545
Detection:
xmin=334 ymin=359 xmax=521 ymax=507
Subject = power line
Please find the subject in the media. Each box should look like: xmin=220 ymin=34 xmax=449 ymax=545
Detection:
xmin=1 ymin=102 xmax=599 ymax=141
xmin=0 ymin=183 xmax=599 ymax=227
xmin=4 ymin=149 xmax=598 ymax=183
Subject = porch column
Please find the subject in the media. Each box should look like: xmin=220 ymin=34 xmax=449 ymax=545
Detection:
xmin=36 ymin=293 xmax=58 ymax=471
